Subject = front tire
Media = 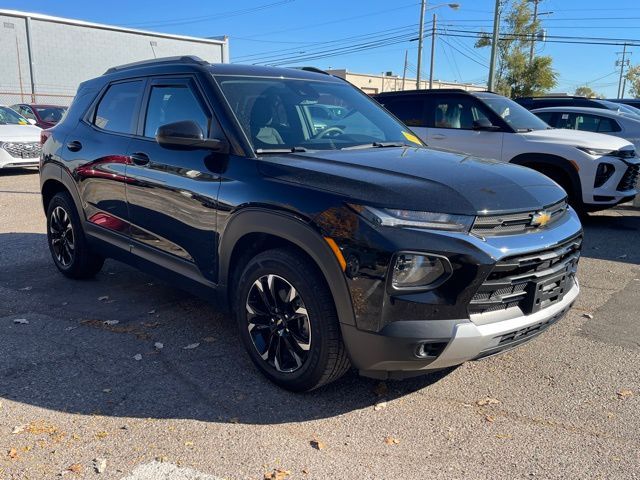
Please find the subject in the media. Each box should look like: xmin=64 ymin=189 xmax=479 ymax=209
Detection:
xmin=46 ymin=192 xmax=104 ymax=279
xmin=233 ymin=248 xmax=350 ymax=392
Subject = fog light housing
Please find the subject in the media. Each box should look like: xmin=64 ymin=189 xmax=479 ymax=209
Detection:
xmin=390 ymin=252 xmax=452 ymax=291
xmin=594 ymin=162 xmax=615 ymax=188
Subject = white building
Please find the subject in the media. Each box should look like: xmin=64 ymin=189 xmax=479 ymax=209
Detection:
xmin=0 ymin=10 xmax=229 ymax=106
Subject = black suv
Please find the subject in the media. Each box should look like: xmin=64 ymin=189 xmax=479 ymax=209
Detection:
xmin=40 ymin=57 xmax=583 ymax=391
xmin=515 ymin=95 xmax=631 ymax=112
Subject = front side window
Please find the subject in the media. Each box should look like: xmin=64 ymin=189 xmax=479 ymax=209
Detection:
xmin=214 ymin=75 xmax=424 ymax=151
xmin=94 ymin=80 xmax=144 ymax=134
xmin=144 ymin=84 xmax=209 ymax=138
xmin=430 ymin=96 xmax=490 ymax=130
xmin=477 ymin=93 xmax=550 ymax=132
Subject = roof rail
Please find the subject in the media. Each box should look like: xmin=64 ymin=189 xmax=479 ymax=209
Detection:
xmin=103 ymin=55 xmax=208 ymax=75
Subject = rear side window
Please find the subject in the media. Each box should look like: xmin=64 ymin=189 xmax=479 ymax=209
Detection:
xmin=535 ymin=111 xmax=555 ymax=125
xmin=556 ymin=112 xmax=621 ymax=133
xmin=379 ymin=96 xmax=425 ymax=127
xmin=430 ymin=96 xmax=491 ymax=130
xmin=94 ymin=80 xmax=144 ymax=134
xmin=144 ymin=85 xmax=209 ymax=138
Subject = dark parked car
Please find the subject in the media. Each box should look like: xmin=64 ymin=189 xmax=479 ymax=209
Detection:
xmin=607 ymin=98 xmax=640 ymax=110
xmin=515 ymin=95 xmax=640 ymax=115
xmin=40 ymin=57 xmax=582 ymax=391
xmin=11 ymin=103 xmax=67 ymax=129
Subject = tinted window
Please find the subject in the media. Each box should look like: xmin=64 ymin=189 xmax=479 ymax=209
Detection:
xmin=94 ymin=81 xmax=143 ymax=134
xmin=379 ymin=96 xmax=425 ymax=127
xmin=144 ymin=84 xmax=209 ymax=138
xmin=534 ymin=111 xmax=555 ymax=125
xmin=556 ymin=112 xmax=621 ymax=133
xmin=430 ymin=96 xmax=490 ymax=130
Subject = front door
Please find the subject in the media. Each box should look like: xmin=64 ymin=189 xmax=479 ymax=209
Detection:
xmin=125 ymin=76 xmax=225 ymax=282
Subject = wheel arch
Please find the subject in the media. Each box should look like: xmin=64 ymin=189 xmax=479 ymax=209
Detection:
xmin=218 ymin=208 xmax=356 ymax=326
xmin=509 ymin=153 xmax=583 ymax=202
xmin=40 ymin=163 xmax=84 ymax=218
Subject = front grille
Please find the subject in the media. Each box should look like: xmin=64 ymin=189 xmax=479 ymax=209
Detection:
xmin=471 ymin=199 xmax=568 ymax=236
xmin=469 ymin=235 xmax=582 ymax=316
xmin=1 ymin=142 xmax=42 ymax=159
xmin=617 ymin=163 xmax=639 ymax=191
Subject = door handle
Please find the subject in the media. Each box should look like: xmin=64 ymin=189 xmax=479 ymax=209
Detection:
xmin=66 ymin=140 xmax=82 ymax=152
xmin=431 ymin=134 xmax=446 ymax=140
xmin=130 ymin=152 xmax=150 ymax=166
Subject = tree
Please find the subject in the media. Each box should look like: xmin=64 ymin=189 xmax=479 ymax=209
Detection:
xmin=625 ymin=65 xmax=640 ymax=98
xmin=475 ymin=0 xmax=557 ymax=97
xmin=574 ymin=86 xmax=598 ymax=98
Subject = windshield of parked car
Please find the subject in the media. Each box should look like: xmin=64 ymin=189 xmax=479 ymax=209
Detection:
xmin=213 ymin=75 xmax=425 ymax=151
xmin=605 ymin=101 xmax=640 ymax=117
xmin=34 ymin=106 xmax=67 ymax=123
xmin=476 ymin=93 xmax=550 ymax=132
xmin=0 ymin=106 xmax=30 ymax=125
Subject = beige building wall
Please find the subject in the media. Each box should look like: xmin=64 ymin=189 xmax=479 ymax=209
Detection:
xmin=326 ymin=69 xmax=485 ymax=95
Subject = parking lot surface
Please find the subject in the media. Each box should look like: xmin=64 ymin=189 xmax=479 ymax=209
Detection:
xmin=1 ymin=170 xmax=639 ymax=480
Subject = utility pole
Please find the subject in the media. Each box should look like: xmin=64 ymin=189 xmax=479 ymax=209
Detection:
xmin=429 ymin=13 xmax=437 ymax=89
xmin=528 ymin=0 xmax=541 ymax=64
xmin=402 ymin=50 xmax=408 ymax=90
xmin=616 ymin=44 xmax=630 ymax=99
xmin=416 ymin=0 xmax=427 ymax=89
xmin=488 ymin=0 xmax=501 ymax=91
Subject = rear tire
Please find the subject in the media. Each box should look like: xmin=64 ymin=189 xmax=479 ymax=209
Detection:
xmin=46 ymin=192 xmax=104 ymax=279
xmin=233 ymin=248 xmax=350 ymax=392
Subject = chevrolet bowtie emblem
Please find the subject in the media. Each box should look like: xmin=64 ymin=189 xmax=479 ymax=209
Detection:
xmin=531 ymin=211 xmax=551 ymax=227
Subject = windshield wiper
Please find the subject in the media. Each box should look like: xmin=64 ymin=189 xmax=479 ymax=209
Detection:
xmin=255 ymin=146 xmax=308 ymax=154
xmin=341 ymin=142 xmax=409 ymax=150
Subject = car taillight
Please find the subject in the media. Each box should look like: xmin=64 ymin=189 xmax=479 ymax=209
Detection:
xmin=40 ymin=129 xmax=52 ymax=145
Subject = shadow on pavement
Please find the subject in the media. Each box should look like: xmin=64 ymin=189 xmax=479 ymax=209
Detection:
xmin=0 ymin=232 xmax=452 ymax=426
xmin=579 ymin=207 xmax=640 ymax=265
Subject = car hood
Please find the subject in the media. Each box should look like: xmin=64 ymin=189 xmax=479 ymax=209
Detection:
xmin=521 ymin=128 xmax=633 ymax=150
xmin=0 ymin=124 xmax=42 ymax=141
xmin=257 ymin=146 xmax=565 ymax=215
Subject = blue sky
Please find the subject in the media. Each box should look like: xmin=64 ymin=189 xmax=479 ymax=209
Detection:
xmin=3 ymin=0 xmax=640 ymax=97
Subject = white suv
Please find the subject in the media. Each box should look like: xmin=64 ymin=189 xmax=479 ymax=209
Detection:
xmin=375 ymin=90 xmax=639 ymax=212
xmin=0 ymin=106 xmax=42 ymax=169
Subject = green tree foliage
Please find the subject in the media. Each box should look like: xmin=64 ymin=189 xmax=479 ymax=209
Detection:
xmin=475 ymin=0 xmax=557 ymax=97
xmin=574 ymin=86 xmax=599 ymax=98
xmin=624 ymin=65 xmax=640 ymax=98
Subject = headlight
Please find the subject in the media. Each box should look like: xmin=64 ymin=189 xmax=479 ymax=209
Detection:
xmin=356 ymin=206 xmax=474 ymax=232
xmin=391 ymin=252 xmax=451 ymax=290
xmin=576 ymin=146 xmax=617 ymax=157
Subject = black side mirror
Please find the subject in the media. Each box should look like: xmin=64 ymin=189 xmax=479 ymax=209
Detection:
xmin=472 ymin=118 xmax=500 ymax=131
xmin=155 ymin=120 xmax=228 ymax=152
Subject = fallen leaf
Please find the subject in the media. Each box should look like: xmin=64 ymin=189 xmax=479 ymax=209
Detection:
xmin=98 ymin=296 xmax=109 ymax=302
xmin=93 ymin=458 xmax=107 ymax=474
xmin=155 ymin=455 xmax=168 ymax=463
xmin=310 ymin=439 xmax=326 ymax=450
xmin=373 ymin=381 xmax=389 ymax=397
xmin=264 ymin=468 xmax=291 ymax=480
xmin=302 ymin=469 xmax=309 ymax=475
xmin=103 ymin=320 xmax=119 ymax=326
xmin=476 ymin=397 xmax=500 ymax=406
xmin=154 ymin=342 xmax=164 ymax=350
xmin=147 ymin=309 xmax=156 ymax=315
xmin=95 ymin=431 xmax=108 ymax=439
xmin=384 ymin=436 xmax=400 ymax=445
xmin=374 ymin=401 xmax=387 ymax=411
xmin=11 ymin=425 xmax=26 ymax=434
xmin=582 ymin=313 xmax=594 ymax=319
xmin=484 ymin=414 xmax=495 ymax=423
xmin=202 ymin=336 xmax=216 ymax=343
xmin=13 ymin=318 xmax=29 ymax=324
xmin=184 ymin=441 xmax=194 ymax=447
xmin=8 ymin=448 xmax=18 ymax=459
xmin=67 ymin=463 xmax=83 ymax=474
xmin=617 ymin=389 xmax=633 ymax=399
xmin=133 ymin=354 xmax=143 ymax=361
xmin=25 ymin=421 xmax=57 ymax=435
xmin=183 ymin=343 xmax=200 ymax=350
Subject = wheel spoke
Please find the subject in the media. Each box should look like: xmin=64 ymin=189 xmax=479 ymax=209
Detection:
xmin=254 ymin=278 xmax=274 ymax=313
xmin=281 ymin=334 xmax=303 ymax=369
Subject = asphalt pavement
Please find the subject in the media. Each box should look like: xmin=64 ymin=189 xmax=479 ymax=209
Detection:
xmin=0 ymin=170 xmax=638 ymax=480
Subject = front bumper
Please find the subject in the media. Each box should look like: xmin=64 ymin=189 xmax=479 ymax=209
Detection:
xmin=0 ymin=148 xmax=40 ymax=169
xmin=344 ymin=279 xmax=578 ymax=379
xmin=584 ymin=156 xmax=639 ymax=206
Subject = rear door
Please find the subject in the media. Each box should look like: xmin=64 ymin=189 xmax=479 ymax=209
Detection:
xmin=426 ymin=94 xmax=505 ymax=160
xmin=125 ymin=75 xmax=224 ymax=282
xmin=64 ymin=79 xmax=145 ymax=237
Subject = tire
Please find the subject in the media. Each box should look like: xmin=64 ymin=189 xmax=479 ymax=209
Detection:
xmin=46 ymin=191 xmax=104 ymax=279
xmin=233 ymin=248 xmax=350 ymax=392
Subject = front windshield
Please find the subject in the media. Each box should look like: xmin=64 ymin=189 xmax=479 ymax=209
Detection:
xmin=0 ymin=106 xmax=30 ymax=125
xmin=35 ymin=106 xmax=67 ymax=123
xmin=476 ymin=93 xmax=550 ymax=132
xmin=214 ymin=75 xmax=424 ymax=151
xmin=608 ymin=102 xmax=640 ymax=117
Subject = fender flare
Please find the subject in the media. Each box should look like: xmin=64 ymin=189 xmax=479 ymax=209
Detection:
xmin=40 ymin=163 xmax=84 ymax=219
xmin=509 ymin=153 xmax=582 ymax=201
xmin=217 ymin=208 xmax=356 ymax=326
